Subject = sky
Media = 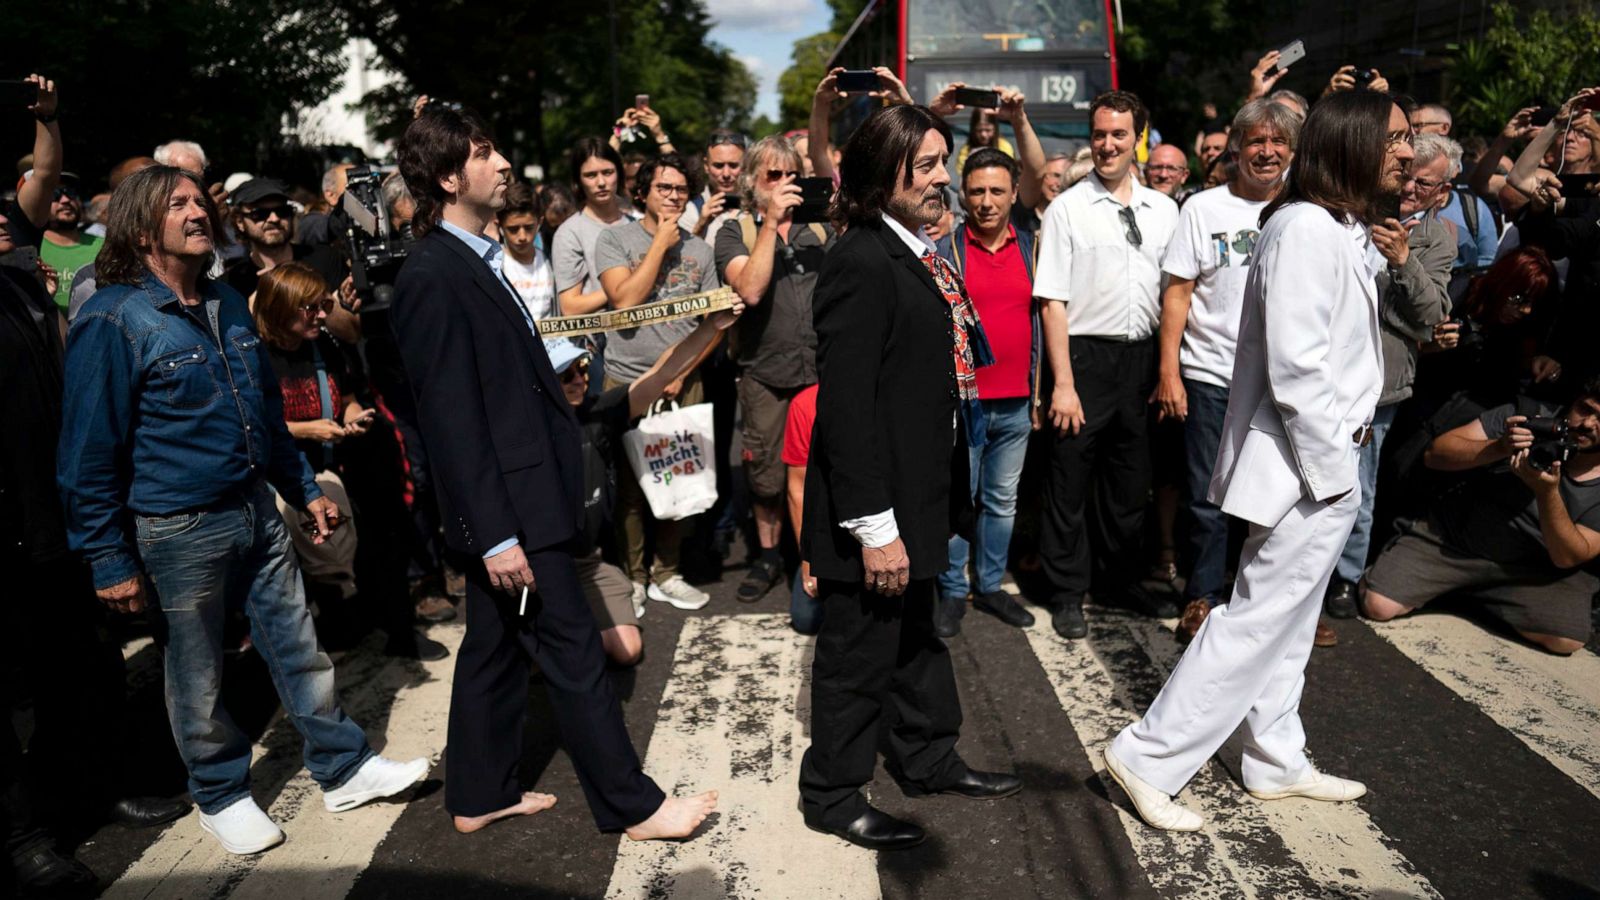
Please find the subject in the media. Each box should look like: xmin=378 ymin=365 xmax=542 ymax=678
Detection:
xmin=702 ymin=0 xmax=832 ymax=120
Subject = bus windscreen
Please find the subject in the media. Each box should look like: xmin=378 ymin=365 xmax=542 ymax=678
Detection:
xmin=907 ymin=0 xmax=1108 ymax=56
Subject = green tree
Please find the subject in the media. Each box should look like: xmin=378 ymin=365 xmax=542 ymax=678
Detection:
xmin=775 ymin=0 xmax=869 ymax=130
xmin=1448 ymin=2 xmax=1600 ymax=137
xmin=1114 ymin=0 xmax=1273 ymax=142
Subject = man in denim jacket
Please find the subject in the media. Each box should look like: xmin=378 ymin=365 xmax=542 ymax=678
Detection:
xmin=57 ymin=166 xmax=426 ymax=856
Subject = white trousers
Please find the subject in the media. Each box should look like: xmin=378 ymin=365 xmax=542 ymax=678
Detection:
xmin=1110 ymin=488 xmax=1360 ymax=796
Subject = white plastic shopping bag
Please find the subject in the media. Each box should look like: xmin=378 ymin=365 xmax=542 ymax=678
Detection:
xmin=621 ymin=401 xmax=718 ymax=520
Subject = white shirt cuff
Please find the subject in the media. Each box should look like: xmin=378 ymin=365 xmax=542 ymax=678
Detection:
xmin=841 ymin=509 xmax=899 ymax=548
xmin=483 ymin=537 xmax=519 ymax=559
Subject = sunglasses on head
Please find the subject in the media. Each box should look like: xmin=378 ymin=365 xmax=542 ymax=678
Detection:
xmin=561 ymin=359 xmax=592 ymax=383
xmin=242 ymin=205 xmax=293 ymax=223
xmin=709 ymin=133 xmax=748 ymax=149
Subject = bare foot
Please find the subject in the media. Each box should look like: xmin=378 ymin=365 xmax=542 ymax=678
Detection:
xmin=452 ymin=792 xmax=557 ymax=834
xmin=624 ymin=791 xmax=719 ymax=841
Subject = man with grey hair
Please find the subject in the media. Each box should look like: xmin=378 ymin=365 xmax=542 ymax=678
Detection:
xmin=1152 ymin=98 xmax=1300 ymax=642
xmin=1268 ymin=89 xmax=1309 ymax=119
xmin=1421 ymin=132 xmax=1497 ymax=269
xmin=297 ymin=162 xmax=356 ymax=246
xmin=153 ymin=139 xmax=207 ymax=175
xmin=1410 ymin=102 xmax=1452 ymax=136
xmin=715 ymin=135 xmax=830 ymax=603
xmin=1323 ymin=140 xmax=1456 ymax=619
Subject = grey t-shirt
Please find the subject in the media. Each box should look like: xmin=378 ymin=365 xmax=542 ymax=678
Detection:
xmin=1431 ymin=401 xmax=1600 ymax=568
xmin=551 ymin=211 xmax=615 ymax=299
xmin=593 ymin=220 xmax=719 ymax=382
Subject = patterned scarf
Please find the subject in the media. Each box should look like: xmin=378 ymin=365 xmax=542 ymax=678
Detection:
xmin=919 ymin=251 xmax=982 ymax=401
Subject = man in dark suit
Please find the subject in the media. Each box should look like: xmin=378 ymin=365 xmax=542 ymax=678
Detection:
xmin=390 ymin=106 xmax=716 ymax=839
xmin=799 ymin=105 xmax=1022 ymax=851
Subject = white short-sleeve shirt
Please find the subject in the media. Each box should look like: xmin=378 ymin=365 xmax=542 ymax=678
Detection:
xmin=1159 ymin=184 xmax=1269 ymax=388
xmin=1034 ymin=172 xmax=1179 ymax=341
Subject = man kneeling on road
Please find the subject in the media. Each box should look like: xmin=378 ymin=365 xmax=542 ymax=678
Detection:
xmin=1360 ymin=379 xmax=1600 ymax=654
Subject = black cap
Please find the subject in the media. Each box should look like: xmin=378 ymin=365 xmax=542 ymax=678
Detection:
xmin=230 ymin=177 xmax=292 ymax=207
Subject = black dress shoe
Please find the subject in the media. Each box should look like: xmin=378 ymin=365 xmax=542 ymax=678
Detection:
xmin=109 ymin=796 xmax=192 ymax=829
xmin=935 ymin=592 xmax=966 ymax=638
xmin=973 ymin=590 xmax=1036 ymax=628
xmin=1052 ymin=602 xmax=1087 ymax=639
xmin=808 ymin=805 xmax=926 ymax=851
xmin=1325 ymin=578 xmax=1359 ymax=619
xmin=921 ymin=768 xmax=1023 ymax=801
xmin=1126 ymin=585 xmax=1181 ymax=619
xmin=386 ymin=631 xmax=450 ymax=661
xmin=13 ymin=844 xmax=97 ymax=896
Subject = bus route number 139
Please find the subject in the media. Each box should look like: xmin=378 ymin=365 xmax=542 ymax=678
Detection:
xmin=1040 ymin=74 xmax=1079 ymax=104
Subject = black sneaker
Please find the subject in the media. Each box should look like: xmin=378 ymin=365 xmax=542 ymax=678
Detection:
xmin=1325 ymin=578 xmax=1360 ymax=619
xmin=736 ymin=557 xmax=784 ymax=603
xmin=935 ymin=591 xmax=967 ymax=638
xmin=973 ymin=590 xmax=1036 ymax=628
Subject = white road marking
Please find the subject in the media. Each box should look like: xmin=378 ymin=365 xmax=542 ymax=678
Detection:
xmin=101 ymin=623 xmax=461 ymax=900
xmin=1367 ymin=614 xmax=1600 ymax=800
xmin=1015 ymin=593 xmax=1440 ymax=900
xmin=605 ymin=614 xmax=880 ymax=900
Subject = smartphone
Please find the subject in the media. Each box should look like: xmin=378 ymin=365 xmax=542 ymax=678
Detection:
xmin=1584 ymin=94 xmax=1600 ymax=111
xmin=635 ymin=93 xmax=650 ymax=109
xmin=951 ymin=87 xmax=1001 ymax=109
xmin=792 ymin=177 xmax=834 ymax=224
xmin=1270 ymin=39 xmax=1305 ymax=74
xmin=836 ymin=70 xmax=881 ymax=93
xmin=722 ymin=193 xmax=742 ymax=212
xmin=1531 ymin=106 xmax=1558 ymax=127
xmin=0 ymin=79 xmax=38 ymax=107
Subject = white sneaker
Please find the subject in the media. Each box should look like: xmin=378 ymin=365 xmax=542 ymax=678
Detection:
xmin=631 ymin=582 xmax=648 ymax=620
xmin=648 ymin=576 xmax=710 ymax=610
xmin=199 ymin=796 xmax=284 ymax=855
xmin=1248 ymin=770 xmax=1367 ymax=803
xmin=1102 ymin=746 xmax=1204 ymax=832
xmin=323 ymin=755 xmax=430 ymax=813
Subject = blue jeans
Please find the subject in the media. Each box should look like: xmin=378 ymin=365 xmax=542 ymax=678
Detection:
xmin=1336 ymin=403 xmax=1397 ymax=583
xmin=1181 ymin=378 xmax=1231 ymax=603
xmin=939 ymin=397 xmax=1033 ymax=597
xmin=136 ymin=484 xmax=373 ymax=814
xmin=791 ymin=568 xmax=824 ymax=635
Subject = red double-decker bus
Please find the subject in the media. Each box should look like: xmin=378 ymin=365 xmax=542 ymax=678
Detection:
xmin=824 ymin=0 xmax=1120 ymax=148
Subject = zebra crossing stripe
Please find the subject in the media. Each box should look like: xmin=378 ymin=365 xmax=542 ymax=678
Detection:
xmin=605 ymin=614 xmax=881 ymax=900
xmin=1015 ymin=598 xmax=1441 ymax=899
xmin=101 ymin=623 xmax=462 ymax=900
xmin=1366 ymin=615 xmax=1600 ymax=800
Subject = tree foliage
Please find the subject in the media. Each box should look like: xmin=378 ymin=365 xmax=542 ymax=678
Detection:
xmin=775 ymin=0 xmax=870 ymax=130
xmin=1448 ymin=2 xmax=1600 ymax=137
xmin=1114 ymin=0 xmax=1273 ymax=142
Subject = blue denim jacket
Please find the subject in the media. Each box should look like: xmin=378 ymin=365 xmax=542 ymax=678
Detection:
xmin=57 ymin=272 xmax=321 ymax=589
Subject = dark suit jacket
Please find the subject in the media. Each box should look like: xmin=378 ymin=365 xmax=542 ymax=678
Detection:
xmin=0 ymin=265 xmax=68 ymax=564
xmin=390 ymin=227 xmax=583 ymax=558
xmin=802 ymin=220 xmax=971 ymax=582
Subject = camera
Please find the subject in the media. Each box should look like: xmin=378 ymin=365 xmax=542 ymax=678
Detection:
xmin=333 ymin=167 xmax=412 ymax=313
xmin=1524 ymin=415 xmax=1578 ymax=472
xmin=1354 ymin=68 xmax=1379 ymax=87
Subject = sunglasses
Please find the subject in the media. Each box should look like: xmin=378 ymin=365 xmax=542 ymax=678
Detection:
xmin=764 ymin=169 xmax=800 ymax=182
xmin=1118 ymin=206 xmax=1142 ymax=247
xmin=242 ymin=205 xmax=293 ymax=223
xmin=53 ymin=186 xmax=80 ymax=201
xmin=561 ymin=359 xmax=592 ymax=383
xmin=298 ymin=299 xmax=334 ymax=316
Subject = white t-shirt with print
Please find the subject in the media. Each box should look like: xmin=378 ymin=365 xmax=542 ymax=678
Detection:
xmin=1160 ymin=184 xmax=1268 ymax=389
xmin=503 ymin=250 xmax=557 ymax=321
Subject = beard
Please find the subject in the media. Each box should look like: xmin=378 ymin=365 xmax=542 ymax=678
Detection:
xmin=887 ymin=190 xmax=942 ymax=229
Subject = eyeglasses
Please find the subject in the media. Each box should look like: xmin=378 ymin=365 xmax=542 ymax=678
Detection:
xmin=652 ymin=182 xmax=691 ymax=197
xmin=764 ymin=169 xmax=800 ymax=182
xmin=1385 ymin=131 xmax=1415 ymax=151
xmin=1118 ymin=205 xmax=1142 ymax=247
xmin=1412 ymin=176 xmax=1444 ymax=192
xmin=298 ymin=299 xmax=334 ymax=316
xmin=1146 ymin=164 xmax=1186 ymax=175
xmin=242 ymin=206 xmax=293 ymax=223
xmin=561 ymin=359 xmax=591 ymax=383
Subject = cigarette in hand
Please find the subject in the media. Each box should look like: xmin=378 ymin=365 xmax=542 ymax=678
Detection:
xmin=519 ymin=585 xmax=529 ymax=616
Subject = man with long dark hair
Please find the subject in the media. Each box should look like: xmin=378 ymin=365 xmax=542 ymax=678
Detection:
xmin=1102 ymin=91 xmax=1415 ymax=831
xmin=58 ymin=165 xmax=429 ymax=855
xmin=799 ymin=104 xmax=1021 ymax=851
xmin=390 ymin=106 xmax=716 ymax=840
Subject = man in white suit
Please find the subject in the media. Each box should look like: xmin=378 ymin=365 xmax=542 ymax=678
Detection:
xmin=1101 ymin=91 xmax=1416 ymax=832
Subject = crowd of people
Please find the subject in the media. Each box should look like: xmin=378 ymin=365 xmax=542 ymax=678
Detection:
xmin=3 ymin=46 xmax=1599 ymax=891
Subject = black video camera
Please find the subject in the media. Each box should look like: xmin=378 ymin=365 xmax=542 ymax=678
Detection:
xmin=1524 ymin=415 xmax=1578 ymax=472
xmin=333 ymin=167 xmax=411 ymax=313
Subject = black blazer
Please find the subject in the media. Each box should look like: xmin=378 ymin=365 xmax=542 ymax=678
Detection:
xmin=802 ymin=220 xmax=972 ymax=582
xmin=390 ymin=227 xmax=584 ymax=557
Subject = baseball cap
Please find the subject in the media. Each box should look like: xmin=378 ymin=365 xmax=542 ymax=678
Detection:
xmin=544 ymin=338 xmax=592 ymax=374
xmin=230 ymin=177 xmax=293 ymax=207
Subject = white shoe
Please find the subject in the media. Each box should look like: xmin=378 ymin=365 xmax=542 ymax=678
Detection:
xmin=1102 ymin=746 xmax=1204 ymax=832
xmin=1248 ymin=770 xmax=1367 ymax=802
xmin=631 ymin=582 xmax=648 ymax=620
xmin=648 ymin=576 xmax=710 ymax=610
xmin=323 ymin=756 xmax=430 ymax=813
xmin=199 ymin=796 xmax=284 ymax=855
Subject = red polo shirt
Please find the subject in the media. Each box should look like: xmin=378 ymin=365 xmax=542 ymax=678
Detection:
xmin=962 ymin=225 xmax=1032 ymax=400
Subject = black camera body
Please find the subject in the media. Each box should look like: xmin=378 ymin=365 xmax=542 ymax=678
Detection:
xmin=1524 ymin=415 xmax=1578 ymax=472
xmin=333 ymin=167 xmax=411 ymax=313
xmin=1355 ymin=68 xmax=1379 ymax=86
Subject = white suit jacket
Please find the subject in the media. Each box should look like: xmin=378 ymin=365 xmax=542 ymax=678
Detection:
xmin=1207 ymin=201 xmax=1385 ymax=528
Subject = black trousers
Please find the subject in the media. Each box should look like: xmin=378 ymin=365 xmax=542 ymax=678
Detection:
xmin=1039 ymin=336 xmax=1156 ymax=606
xmin=799 ymin=579 xmax=966 ymax=829
xmin=445 ymin=545 xmax=664 ymax=831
